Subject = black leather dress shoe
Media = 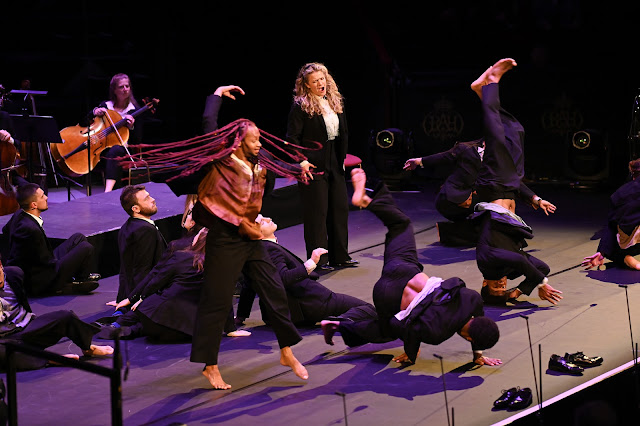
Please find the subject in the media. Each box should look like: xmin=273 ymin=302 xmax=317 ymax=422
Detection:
xmin=508 ymin=387 xmax=532 ymax=410
xmin=548 ymin=354 xmax=584 ymax=375
xmin=319 ymin=264 xmax=335 ymax=272
xmin=565 ymin=351 xmax=603 ymax=367
xmin=493 ymin=387 xmax=518 ymax=409
xmin=332 ymin=259 xmax=359 ymax=268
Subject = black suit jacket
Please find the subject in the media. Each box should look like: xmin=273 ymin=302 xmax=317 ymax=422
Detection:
xmin=117 ymin=217 xmax=167 ymax=302
xmin=389 ymin=277 xmax=484 ymax=363
xmin=2 ymin=210 xmax=56 ymax=294
xmin=286 ymin=102 xmax=348 ymax=172
xmin=132 ymin=249 xmax=202 ymax=336
xmin=261 ymin=240 xmax=330 ymax=324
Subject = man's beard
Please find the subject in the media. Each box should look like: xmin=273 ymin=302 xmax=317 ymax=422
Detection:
xmin=139 ymin=205 xmax=157 ymax=216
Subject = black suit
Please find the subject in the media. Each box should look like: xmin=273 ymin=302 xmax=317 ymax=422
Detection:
xmin=0 ymin=267 xmax=100 ymax=371
xmin=238 ymin=239 xmax=373 ymax=325
xmin=472 ymin=207 xmax=549 ymax=296
xmin=334 ymin=181 xmax=486 ymax=363
xmin=117 ymin=217 xmax=167 ymax=302
xmin=471 ymin=82 xmax=549 ymax=294
xmin=286 ymin=102 xmax=351 ymax=265
xmin=596 ymin=177 xmax=640 ymax=265
xmin=2 ymin=210 xmax=94 ymax=296
xmin=421 ymin=140 xmax=484 ymax=221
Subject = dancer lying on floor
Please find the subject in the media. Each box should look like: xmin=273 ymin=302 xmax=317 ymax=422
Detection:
xmin=98 ymin=227 xmax=250 ymax=341
xmin=0 ymin=262 xmax=112 ymax=370
xmin=582 ymin=158 xmax=640 ymax=271
xmin=235 ymin=214 xmax=374 ymax=327
xmin=321 ymin=168 xmax=501 ymax=366
xmin=467 ymin=57 xmax=562 ymax=306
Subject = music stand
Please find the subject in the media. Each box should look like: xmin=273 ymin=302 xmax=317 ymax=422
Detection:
xmin=10 ymin=114 xmax=81 ymax=200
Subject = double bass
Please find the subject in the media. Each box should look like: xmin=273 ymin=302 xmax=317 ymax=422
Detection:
xmin=52 ymin=98 xmax=159 ymax=177
xmin=0 ymin=138 xmax=20 ymax=216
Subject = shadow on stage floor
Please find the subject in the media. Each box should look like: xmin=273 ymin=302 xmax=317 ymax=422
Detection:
xmin=1 ymin=177 xmax=640 ymax=425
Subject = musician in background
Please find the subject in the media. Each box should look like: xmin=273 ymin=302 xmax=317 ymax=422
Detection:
xmin=0 ymin=109 xmax=29 ymax=189
xmin=92 ymin=73 xmax=144 ymax=192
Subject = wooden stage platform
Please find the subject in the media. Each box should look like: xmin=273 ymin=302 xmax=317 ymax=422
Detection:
xmin=0 ymin=176 xmax=638 ymax=425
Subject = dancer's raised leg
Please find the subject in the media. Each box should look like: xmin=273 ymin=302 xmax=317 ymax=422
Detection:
xmin=487 ymin=58 xmax=517 ymax=84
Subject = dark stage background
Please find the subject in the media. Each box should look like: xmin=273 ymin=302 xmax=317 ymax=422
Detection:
xmin=2 ymin=1 xmax=639 ymax=187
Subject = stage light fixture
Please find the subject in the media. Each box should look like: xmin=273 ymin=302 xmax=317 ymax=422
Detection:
xmin=572 ymin=130 xmax=590 ymax=150
xmin=565 ymin=128 xmax=609 ymax=183
xmin=376 ymin=129 xmax=395 ymax=149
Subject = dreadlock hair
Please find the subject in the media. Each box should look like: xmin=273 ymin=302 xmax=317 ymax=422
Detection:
xmin=120 ymin=118 xmax=320 ymax=183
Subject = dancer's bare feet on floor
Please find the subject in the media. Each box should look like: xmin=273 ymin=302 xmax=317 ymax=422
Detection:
xmin=280 ymin=347 xmax=309 ymax=380
xmin=321 ymin=320 xmax=339 ymax=345
xmin=351 ymin=168 xmax=371 ymax=208
xmin=487 ymin=58 xmax=517 ymax=84
xmin=83 ymin=345 xmax=114 ymax=357
xmin=203 ymin=364 xmax=232 ymax=390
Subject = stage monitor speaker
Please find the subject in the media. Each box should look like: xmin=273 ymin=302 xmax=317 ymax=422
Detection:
xmin=564 ymin=129 xmax=609 ymax=183
xmin=371 ymin=128 xmax=412 ymax=177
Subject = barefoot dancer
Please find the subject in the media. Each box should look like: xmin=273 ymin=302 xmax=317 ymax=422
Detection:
xmin=134 ymin=107 xmax=314 ymax=388
xmin=322 ymin=168 xmax=501 ymax=366
xmin=469 ymin=58 xmax=562 ymax=305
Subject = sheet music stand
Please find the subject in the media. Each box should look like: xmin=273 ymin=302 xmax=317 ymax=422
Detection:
xmin=10 ymin=114 xmax=81 ymax=200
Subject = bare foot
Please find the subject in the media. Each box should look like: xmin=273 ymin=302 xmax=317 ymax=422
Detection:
xmin=624 ymin=255 xmax=640 ymax=270
xmin=203 ymin=364 xmax=232 ymax=390
xmin=84 ymin=344 xmax=114 ymax=357
xmin=280 ymin=347 xmax=309 ymax=380
xmin=48 ymin=353 xmax=80 ymax=366
xmin=471 ymin=66 xmax=492 ymax=99
xmin=226 ymin=330 xmax=252 ymax=337
xmin=350 ymin=168 xmax=371 ymax=208
xmin=320 ymin=320 xmax=339 ymax=345
xmin=486 ymin=58 xmax=517 ymax=84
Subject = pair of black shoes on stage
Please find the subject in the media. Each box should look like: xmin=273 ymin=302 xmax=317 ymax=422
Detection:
xmin=319 ymin=259 xmax=359 ymax=272
xmin=548 ymin=352 xmax=603 ymax=375
xmin=493 ymin=386 xmax=532 ymax=411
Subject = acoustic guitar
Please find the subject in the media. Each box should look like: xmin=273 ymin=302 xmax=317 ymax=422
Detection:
xmin=52 ymin=98 xmax=159 ymax=177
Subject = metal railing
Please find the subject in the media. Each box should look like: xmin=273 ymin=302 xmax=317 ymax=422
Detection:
xmin=2 ymin=336 xmax=123 ymax=426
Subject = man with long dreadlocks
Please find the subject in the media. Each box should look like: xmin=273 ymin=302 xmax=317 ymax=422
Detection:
xmin=128 ymin=86 xmax=315 ymax=389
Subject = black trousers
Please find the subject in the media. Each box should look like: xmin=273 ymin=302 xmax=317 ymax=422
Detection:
xmin=476 ymin=244 xmax=550 ymax=296
xmin=12 ymin=310 xmax=99 ymax=351
xmin=475 ymin=83 xmax=525 ymax=202
xmin=339 ymin=182 xmax=420 ymax=345
xmin=190 ymin=215 xmax=301 ymax=366
xmin=100 ymin=145 xmax=129 ymax=182
xmin=33 ymin=233 xmax=94 ymax=295
xmin=298 ymin=139 xmax=350 ymax=265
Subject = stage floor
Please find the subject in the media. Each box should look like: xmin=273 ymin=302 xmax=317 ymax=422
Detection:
xmin=1 ymin=176 xmax=638 ymax=426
